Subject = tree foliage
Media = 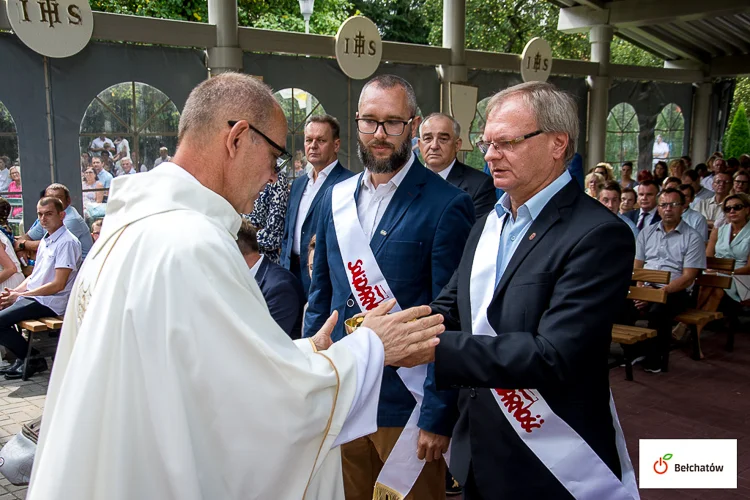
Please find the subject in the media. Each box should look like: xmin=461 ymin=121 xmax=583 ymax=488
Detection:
xmin=723 ymin=104 xmax=750 ymax=159
xmin=730 ymin=77 xmax=750 ymax=122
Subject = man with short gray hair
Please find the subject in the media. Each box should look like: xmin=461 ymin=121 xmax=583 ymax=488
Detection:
xmin=419 ymin=113 xmax=496 ymax=218
xmin=28 ymin=73 xmax=444 ymax=500
xmin=430 ymin=81 xmax=639 ymax=498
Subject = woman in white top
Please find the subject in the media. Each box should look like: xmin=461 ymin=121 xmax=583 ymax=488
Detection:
xmin=0 ymin=199 xmax=24 ymax=290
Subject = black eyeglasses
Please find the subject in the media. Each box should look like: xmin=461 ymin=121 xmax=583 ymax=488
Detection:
xmin=228 ymin=120 xmax=291 ymax=173
xmin=658 ymin=202 xmax=683 ymax=209
xmin=356 ymin=118 xmax=414 ymax=136
xmin=724 ymin=204 xmax=746 ymax=213
xmin=476 ymin=130 xmax=544 ymax=154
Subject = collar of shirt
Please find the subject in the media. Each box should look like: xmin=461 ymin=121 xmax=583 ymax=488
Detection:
xmin=656 ymin=219 xmax=687 ymax=234
xmin=154 ymin=162 xmax=200 ymax=185
xmin=436 ymin=159 xmax=457 ymax=180
xmin=44 ymin=224 xmax=68 ymax=244
xmin=495 ymin=169 xmax=571 ymax=221
xmin=248 ymin=254 xmax=264 ymax=279
xmin=361 ymin=152 xmax=415 ymax=192
xmin=307 ymin=160 xmax=337 ymax=183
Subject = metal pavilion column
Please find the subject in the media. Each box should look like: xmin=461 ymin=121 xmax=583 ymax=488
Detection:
xmin=207 ymin=0 xmax=243 ymax=75
xmin=440 ymin=0 xmax=467 ymax=114
xmin=691 ymin=81 xmax=712 ymax=163
xmin=587 ymin=25 xmax=614 ymax=172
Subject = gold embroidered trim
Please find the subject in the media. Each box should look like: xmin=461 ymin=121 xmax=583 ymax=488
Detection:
xmin=76 ymin=226 xmax=128 ymax=323
xmin=302 ymin=351 xmax=340 ymax=500
xmin=373 ymin=482 xmax=404 ymax=500
xmin=308 ymin=337 xmax=319 ymax=353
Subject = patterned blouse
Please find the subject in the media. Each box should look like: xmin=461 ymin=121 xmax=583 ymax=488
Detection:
xmin=244 ymin=171 xmax=290 ymax=263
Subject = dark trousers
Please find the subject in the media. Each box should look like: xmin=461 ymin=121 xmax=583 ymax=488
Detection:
xmin=289 ymin=253 xmax=301 ymax=283
xmin=0 ymin=297 xmax=56 ymax=359
xmin=462 ymin=466 xmax=485 ymax=500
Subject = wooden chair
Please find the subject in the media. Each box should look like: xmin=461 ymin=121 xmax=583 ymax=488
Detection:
xmin=17 ymin=316 xmax=64 ymax=380
xmin=675 ymin=257 xmax=735 ymax=360
xmin=611 ymin=269 xmax=670 ymax=381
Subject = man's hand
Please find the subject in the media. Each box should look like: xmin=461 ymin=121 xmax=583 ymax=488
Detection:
xmin=634 ymin=299 xmax=648 ymax=310
xmin=13 ymin=237 xmax=27 ymax=252
xmin=0 ymin=288 xmax=20 ymax=309
xmin=310 ymin=311 xmax=338 ymax=351
xmin=417 ymin=429 xmax=449 ymax=462
xmin=361 ymin=300 xmax=444 ymax=366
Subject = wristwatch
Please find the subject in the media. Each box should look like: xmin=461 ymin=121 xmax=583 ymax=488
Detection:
xmin=18 ymin=241 xmax=25 ymax=251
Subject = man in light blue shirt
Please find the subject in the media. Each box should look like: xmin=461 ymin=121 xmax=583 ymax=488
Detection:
xmin=92 ymin=156 xmax=113 ymax=189
xmin=598 ymin=181 xmax=638 ymax=238
xmin=679 ymin=184 xmax=709 ymax=242
xmin=16 ymin=184 xmax=93 ymax=259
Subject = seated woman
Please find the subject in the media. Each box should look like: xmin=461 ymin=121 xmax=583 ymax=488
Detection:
xmin=585 ymin=171 xmax=605 ymax=198
xmin=0 ymin=199 xmax=24 ymax=291
xmin=700 ymin=193 xmax=750 ymax=313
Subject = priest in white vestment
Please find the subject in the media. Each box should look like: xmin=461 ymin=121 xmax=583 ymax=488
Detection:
xmin=27 ymin=74 xmax=444 ymax=500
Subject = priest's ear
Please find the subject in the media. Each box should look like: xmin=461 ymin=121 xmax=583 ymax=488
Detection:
xmin=226 ymin=120 xmax=250 ymax=158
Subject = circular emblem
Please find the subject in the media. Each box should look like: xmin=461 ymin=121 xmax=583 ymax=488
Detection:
xmin=653 ymin=457 xmax=668 ymax=474
xmin=335 ymin=16 xmax=382 ymax=80
xmin=520 ymin=38 xmax=553 ymax=83
xmin=6 ymin=0 xmax=94 ymax=58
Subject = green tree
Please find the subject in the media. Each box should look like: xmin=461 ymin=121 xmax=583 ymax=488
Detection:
xmin=723 ymin=104 xmax=750 ymax=158
xmin=730 ymin=77 xmax=750 ymax=122
xmin=353 ymin=0 xmax=431 ymax=44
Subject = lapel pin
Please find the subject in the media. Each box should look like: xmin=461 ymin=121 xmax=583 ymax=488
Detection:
xmin=529 ymin=233 xmax=536 ymax=241
xmin=380 ymin=230 xmax=387 ymax=236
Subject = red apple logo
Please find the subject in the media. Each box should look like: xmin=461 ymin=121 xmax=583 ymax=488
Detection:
xmin=653 ymin=453 xmax=672 ymax=474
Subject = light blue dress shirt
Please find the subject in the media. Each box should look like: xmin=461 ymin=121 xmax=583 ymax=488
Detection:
xmin=618 ymin=213 xmax=639 ymax=238
xmin=28 ymin=205 xmax=94 ymax=259
xmin=98 ymin=169 xmax=113 ymax=189
xmin=495 ymin=170 xmax=572 ymax=285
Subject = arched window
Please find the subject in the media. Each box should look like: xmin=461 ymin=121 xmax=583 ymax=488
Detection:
xmin=79 ymin=82 xmax=180 ymax=223
xmin=654 ymin=103 xmax=685 ymax=164
xmin=272 ymin=88 xmax=326 ymax=180
xmin=0 ymin=101 xmax=23 ymax=234
xmin=605 ymin=103 xmax=640 ymax=177
xmin=464 ymin=97 xmax=491 ymax=171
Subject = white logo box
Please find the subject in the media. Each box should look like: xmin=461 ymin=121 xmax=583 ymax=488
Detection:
xmin=639 ymin=439 xmax=737 ymax=489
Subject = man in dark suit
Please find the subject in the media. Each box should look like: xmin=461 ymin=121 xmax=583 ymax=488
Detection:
xmin=305 ymin=75 xmax=474 ymax=500
xmin=623 ymin=179 xmax=661 ymax=230
xmin=238 ymin=220 xmax=304 ymax=339
xmin=419 ymin=113 xmax=496 ymax=218
xmin=279 ymin=115 xmax=354 ymax=297
xmin=429 ymin=82 xmax=639 ymax=499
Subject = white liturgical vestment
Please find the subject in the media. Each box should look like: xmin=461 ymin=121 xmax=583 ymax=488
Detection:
xmin=28 ymin=163 xmax=384 ymax=500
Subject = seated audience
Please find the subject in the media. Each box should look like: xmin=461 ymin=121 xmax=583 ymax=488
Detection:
xmin=619 ymin=161 xmax=636 ymax=189
xmin=623 ymin=180 xmax=661 ymax=230
xmin=653 ymin=161 xmax=668 ymax=187
xmin=700 ymin=193 xmax=750 ymax=313
xmin=7 ymin=167 xmax=22 ymax=218
xmin=695 ymin=162 xmax=710 ymax=183
xmin=695 ymin=172 xmax=732 ymax=230
xmin=668 ymin=158 xmax=687 ymax=179
xmin=119 ymin=157 xmax=137 ymax=176
xmin=662 ymin=176 xmax=681 ymax=190
xmin=0 ymin=199 xmax=24 ymax=290
xmin=681 ymin=155 xmax=692 ymax=169
xmin=593 ymin=162 xmax=613 ymax=181
xmin=100 ymin=150 xmax=116 ymax=174
xmin=0 ymin=197 xmax=82 ymax=379
xmin=82 ymin=168 xmax=105 ymax=203
xmin=92 ymin=156 xmax=113 ymax=190
xmin=631 ymin=188 xmax=705 ymax=373
xmin=16 ymin=183 xmax=94 ymax=260
xmin=598 ymin=181 xmax=637 ymax=237
xmin=740 ymin=154 xmax=750 ymax=171
xmin=91 ymin=219 xmax=102 ymax=242
xmin=637 ymin=169 xmax=654 ymax=184
xmin=620 ymin=187 xmax=637 ymax=214
xmin=153 ymin=147 xmax=171 ymax=168
xmin=733 ymin=169 xmax=750 ymax=195
xmin=585 ymin=171 xmax=605 ymax=198
xmin=678 ymin=184 xmax=709 ymax=241
xmin=236 ymin=220 xmax=304 ymax=339
xmin=701 ymin=157 xmax=726 ymax=191
xmin=307 ymin=234 xmax=316 ymax=278
xmin=726 ymin=157 xmax=740 ymax=177
xmin=682 ymin=168 xmax=713 ymax=208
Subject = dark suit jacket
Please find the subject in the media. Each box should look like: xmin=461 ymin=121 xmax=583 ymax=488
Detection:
xmin=431 ymin=180 xmax=635 ymax=498
xmin=305 ymin=158 xmax=475 ymax=434
xmin=623 ymin=207 xmax=661 ymax=226
xmin=255 ymin=256 xmax=305 ymax=340
xmin=279 ymin=162 xmax=354 ymax=297
xmin=445 ymin=161 xmax=497 ymax=218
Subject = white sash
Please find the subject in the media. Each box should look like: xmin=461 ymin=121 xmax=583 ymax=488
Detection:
xmin=331 ymin=176 xmax=445 ymax=500
xmin=470 ymin=213 xmax=639 ymax=500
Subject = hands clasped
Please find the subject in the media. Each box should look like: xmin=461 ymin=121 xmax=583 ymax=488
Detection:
xmin=361 ymin=299 xmax=444 ymax=367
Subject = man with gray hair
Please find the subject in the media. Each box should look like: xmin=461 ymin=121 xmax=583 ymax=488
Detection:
xmin=418 ymin=112 xmax=496 ymax=218
xmin=429 ymin=81 xmax=639 ymax=499
xmin=27 ymin=73 xmax=445 ymax=500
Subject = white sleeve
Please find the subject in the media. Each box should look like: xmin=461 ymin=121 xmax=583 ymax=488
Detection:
xmin=331 ymin=327 xmax=384 ymax=446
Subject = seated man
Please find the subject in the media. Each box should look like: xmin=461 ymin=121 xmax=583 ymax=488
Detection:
xmin=631 ymin=188 xmax=705 ymax=373
xmin=598 ymin=181 xmax=638 ymax=237
xmin=15 ymin=183 xmax=94 ymax=260
xmin=695 ymin=171 xmax=731 ymax=230
xmin=679 ymin=184 xmax=709 ymax=242
xmin=91 ymin=219 xmax=103 ymax=242
xmin=0 ymin=197 xmax=82 ymax=380
xmin=236 ymin=220 xmax=304 ymax=339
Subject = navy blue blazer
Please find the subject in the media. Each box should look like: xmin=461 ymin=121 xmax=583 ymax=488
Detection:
xmin=255 ymin=257 xmax=305 ymax=340
xmin=304 ymin=158 xmax=475 ymax=435
xmin=280 ymin=162 xmax=354 ymax=297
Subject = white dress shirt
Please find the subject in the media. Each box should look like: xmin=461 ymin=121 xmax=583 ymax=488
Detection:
xmin=636 ymin=207 xmax=657 ymax=229
xmin=357 ymin=153 xmax=415 ymax=241
xmin=436 ymin=159 xmax=456 ymax=180
xmin=293 ymin=160 xmax=338 ymax=255
xmin=248 ymin=254 xmax=264 ymax=279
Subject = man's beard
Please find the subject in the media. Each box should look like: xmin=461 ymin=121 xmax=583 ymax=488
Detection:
xmin=358 ymin=136 xmax=411 ymax=174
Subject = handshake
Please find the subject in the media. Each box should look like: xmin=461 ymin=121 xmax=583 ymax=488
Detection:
xmin=310 ymin=300 xmax=444 ymax=367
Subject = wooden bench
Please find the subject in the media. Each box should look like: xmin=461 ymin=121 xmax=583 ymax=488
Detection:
xmin=612 ymin=269 xmax=670 ymax=381
xmin=675 ymin=257 xmax=735 ymax=360
xmin=16 ymin=316 xmax=64 ymax=380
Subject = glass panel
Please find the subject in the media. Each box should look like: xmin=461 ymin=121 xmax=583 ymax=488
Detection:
xmin=79 ymin=98 xmax=129 ymax=136
xmin=654 ymin=103 xmax=685 ymax=162
xmin=465 ymin=97 xmax=491 ymax=171
xmin=273 ymin=88 xmax=327 ymax=180
xmin=138 ymin=135 xmax=178 ymax=171
xmin=605 ymin=103 xmax=640 ymax=173
xmin=0 ymin=102 xmax=17 ymax=134
xmin=95 ymin=82 xmax=135 ymax=131
xmin=0 ymin=131 xmax=22 ymax=235
xmin=135 ymin=82 xmax=180 ymax=134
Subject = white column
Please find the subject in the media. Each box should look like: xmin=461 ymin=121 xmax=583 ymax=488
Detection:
xmin=586 ymin=25 xmax=614 ymax=172
xmin=440 ymin=0 xmax=467 ymax=114
xmin=207 ymin=0 xmax=243 ymax=75
xmin=691 ymin=81 xmax=712 ymax=164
